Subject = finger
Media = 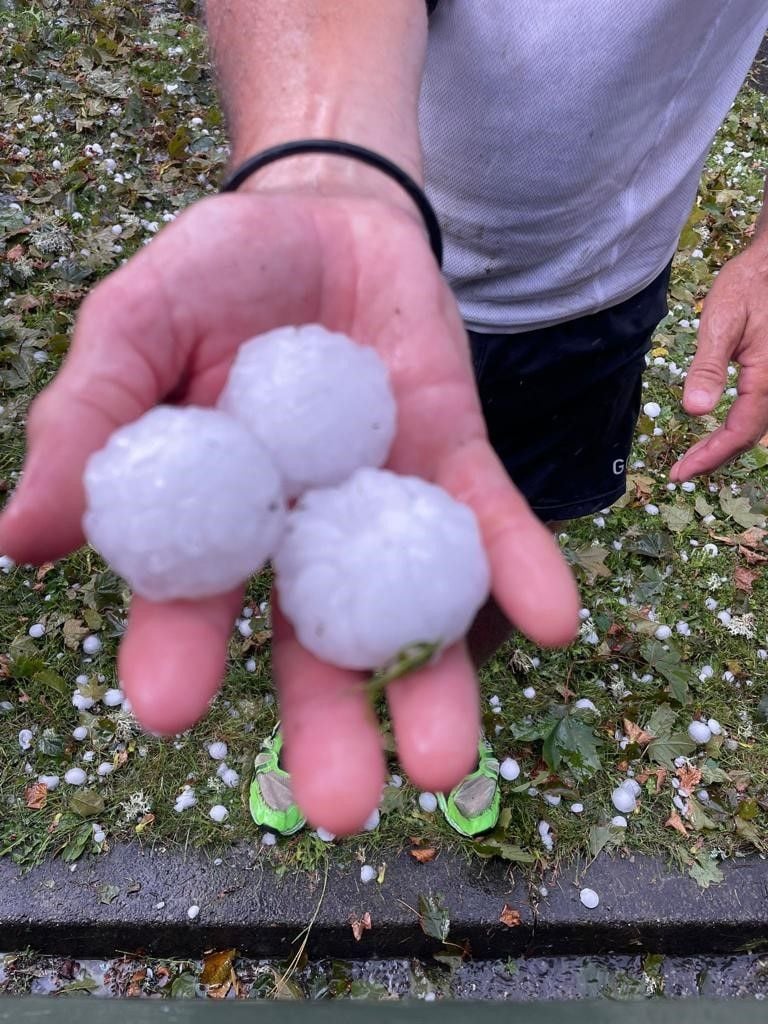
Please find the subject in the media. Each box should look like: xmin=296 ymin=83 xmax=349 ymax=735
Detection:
xmin=437 ymin=438 xmax=580 ymax=647
xmin=0 ymin=269 xmax=182 ymax=564
xmin=683 ymin=294 xmax=745 ymax=415
xmin=671 ymin=372 xmax=768 ymax=480
xmin=272 ymin=605 xmax=386 ymax=836
xmin=119 ymin=587 xmax=243 ymax=735
xmin=386 ymin=642 xmax=479 ymax=793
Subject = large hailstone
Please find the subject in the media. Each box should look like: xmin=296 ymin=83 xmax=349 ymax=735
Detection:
xmin=274 ymin=468 xmax=491 ymax=670
xmin=218 ymin=324 xmax=396 ymax=498
xmin=83 ymin=406 xmax=285 ymax=601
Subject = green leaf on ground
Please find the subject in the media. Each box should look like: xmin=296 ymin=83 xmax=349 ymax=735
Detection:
xmin=641 ymin=641 xmax=692 ymax=705
xmin=660 ymin=503 xmax=693 ymax=533
xmin=688 ymin=853 xmax=724 ymax=889
xmin=719 ymin=486 xmax=766 ymax=529
xmin=418 ymin=893 xmax=450 ymax=942
xmin=542 ymin=714 xmax=602 ymax=782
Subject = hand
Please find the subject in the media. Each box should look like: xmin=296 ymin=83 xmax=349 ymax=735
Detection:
xmin=671 ymin=241 xmax=768 ymax=482
xmin=0 ymin=190 xmax=580 ymax=833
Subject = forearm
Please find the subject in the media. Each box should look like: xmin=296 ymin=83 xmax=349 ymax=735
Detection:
xmin=205 ymin=0 xmax=427 ymax=189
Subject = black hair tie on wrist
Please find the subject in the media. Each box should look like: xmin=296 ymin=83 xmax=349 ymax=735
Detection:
xmin=220 ymin=139 xmax=443 ymax=269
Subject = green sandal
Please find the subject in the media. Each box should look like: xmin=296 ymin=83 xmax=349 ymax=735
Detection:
xmin=249 ymin=728 xmax=306 ymax=836
xmin=437 ymin=739 xmax=501 ymax=837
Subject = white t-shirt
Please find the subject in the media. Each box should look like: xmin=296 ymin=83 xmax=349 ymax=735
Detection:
xmin=420 ymin=1 xmax=768 ymax=332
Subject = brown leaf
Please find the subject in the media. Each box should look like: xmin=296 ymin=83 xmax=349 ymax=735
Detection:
xmin=207 ymin=978 xmax=233 ymax=1000
xmin=655 ymin=769 xmax=668 ymax=795
xmin=499 ymin=904 xmax=522 ymax=928
xmin=200 ymin=949 xmax=237 ymax=987
xmin=409 ymin=847 xmax=437 ymax=864
xmin=734 ymin=566 xmax=761 ymax=593
xmin=0 ymin=654 xmax=10 ymax=679
xmin=349 ymin=911 xmax=372 ymax=942
xmin=627 ymin=474 xmax=654 ymax=503
xmin=623 ymin=719 xmax=654 ymax=747
xmin=126 ymin=969 xmax=147 ymax=998
xmin=25 ymin=782 xmax=48 ymax=810
xmin=676 ymin=765 xmax=702 ymax=793
xmin=665 ymin=812 xmax=689 ymax=837
xmin=739 ymin=545 xmax=768 ymax=565
xmin=35 ymin=562 xmax=55 ymax=582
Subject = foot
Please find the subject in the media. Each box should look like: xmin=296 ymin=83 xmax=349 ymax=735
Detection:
xmin=249 ymin=727 xmax=306 ymax=836
xmin=437 ymin=739 xmax=501 ymax=837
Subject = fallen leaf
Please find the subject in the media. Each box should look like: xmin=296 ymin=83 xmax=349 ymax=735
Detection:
xmin=349 ymin=911 xmax=372 ymax=942
xmin=35 ymin=562 xmax=55 ymax=582
xmin=739 ymin=545 xmax=768 ymax=565
xmin=734 ymin=566 xmax=760 ymax=593
xmin=665 ymin=812 xmax=689 ymax=837
xmin=201 ymin=949 xmax=237 ymax=987
xmin=623 ymin=719 xmax=654 ymax=747
xmin=627 ymin=474 xmax=655 ymax=503
xmin=25 ymin=782 xmax=48 ymax=809
xmin=409 ymin=848 xmax=437 ymax=864
xmin=126 ymin=969 xmax=147 ymax=998
xmin=677 ymin=765 xmax=702 ymax=792
xmin=207 ymin=978 xmax=233 ymax=1000
xmin=499 ymin=904 xmax=522 ymax=928
xmin=418 ymin=892 xmax=450 ymax=942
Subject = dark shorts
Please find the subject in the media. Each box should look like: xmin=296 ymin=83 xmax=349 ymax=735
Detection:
xmin=468 ymin=263 xmax=672 ymax=522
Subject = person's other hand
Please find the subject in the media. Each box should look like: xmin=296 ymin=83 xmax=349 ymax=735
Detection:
xmin=0 ymin=190 xmax=580 ymax=833
xmin=671 ymin=241 xmax=768 ymax=482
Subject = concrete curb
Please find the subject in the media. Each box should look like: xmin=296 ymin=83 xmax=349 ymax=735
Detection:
xmin=2 ymin=845 xmax=767 ymax=958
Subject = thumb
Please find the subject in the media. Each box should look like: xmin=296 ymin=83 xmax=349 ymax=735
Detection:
xmin=683 ymin=291 xmax=746 ymax=416
xmin=0 ymin=268 xmax=180 ymax=564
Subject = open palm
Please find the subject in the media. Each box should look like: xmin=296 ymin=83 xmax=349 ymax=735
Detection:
xmin=0 ymin=192 xmax=579 ymax=833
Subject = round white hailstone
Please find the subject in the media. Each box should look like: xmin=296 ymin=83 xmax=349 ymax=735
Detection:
xmin=245 ymin=659 xmax=257 ymax=673
xmin=574 ymin=698 xmax=598 ymax=713
xmin=207 ymin=741 xmax=228 ymax=761
xmin=621 ymin=779 xmax=642 ymax=798
xmin=72 ymin=692 xmax=94 ymax=712
xmin=523 ymin=686 xmax=537 ymax=700
xmin=698 ymin=790 xmax=710 ymax=802
xmin=611 ymin=787 xmax=636 ymax=814
xmin=218 ymin=325 xmax=397 ymax=499
xmin=28 ymin=623 xmax=45 ymax=638
xmin=82 ymin=634 xmax=102 ymax=655
xmin=681 ymin=481 xmax=696 ymax=493
xmin=500 ymin=757 xmax=521 ymax=782
xmin=93 ymin=830 xmax=107 ymax=844
xmin=209 ymin=804 xmax=229 ymax=823
xmin=707 ymin=718 xmax=722 ymax=736
xmin=643 ymin=401 xmax=661 ymax=419
xmin=274 ymin=469 xmax=490 ymax=670
xmin=688 ymin=721 xmax=712 ymax=745
xmin=676 ymin=622 xmax=691 ymax=636
xmin=0 ymin=555 xmax=15 ymax=572
xmin=389 ymin=774 xmax=403 ymax=789
xmin=644 ymin=504 xmax=659 ymax=516
xmin=72 ymin=726 xmax=88 ymax=741
xmin=64 ymin=767 xmax=87 ymax=786
xmin=187 ymin=905 xmax=200 ymax=921
xmin=580 ymin=888 xmax=600 ymax=910
xmin=654 ymin=625 xmax=672 ymax=641
xmin=699 ymin=664 xmax=714 ymax=680
xmin=75 ymin=674 xmax=88 ymax=686
xmin=38 ymin=774 xmax=60 ymax=791
xmin=538 ymin=821 xmax=554 ymax=851
xmin=83 ymin=406 xmax=286 ymax=601
xmin=315 ymin=827 xmax=336 ymax=843
xmin=18 ymin=729 xmax=33 ymax=751
xmin=102 ymin=688 xmax=124 ymax=708
xmin=570 ymin=803 xmax=584 ymax=814
xmin=363 ymin=808 xmax=380 ymax=832
xmin=758 ymin=649 xmax=768 ymax=661
xmin=360 ymin=864 xmax=377 ymax=884
xmin=82 ymin=750 xmax=96 ymax=763
xmin=174 ymin=787 xmax=197 ymax=812
xmin=543 ymin=793 xmax=561 ymax=807
xmin=261 ymin=832 xmax=277 ymax=847
xmin=419 ymin=792 xmax=438 ymax=813
xmin=220 ymin=768 xmax=240 ymax=789
xmin=237 ymin=619 xmax=253 ymax=638
xmin=578 ymin=608 xmax=591 ymax=621
xmin=611 ymin=815 xmax=628 ymax=828
xmin=97 ymin=762 xmax=114 ymax=777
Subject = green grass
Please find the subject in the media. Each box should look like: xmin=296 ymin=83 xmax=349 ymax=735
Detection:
xmin=1 ymin=0 xmax=767 ymax=888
